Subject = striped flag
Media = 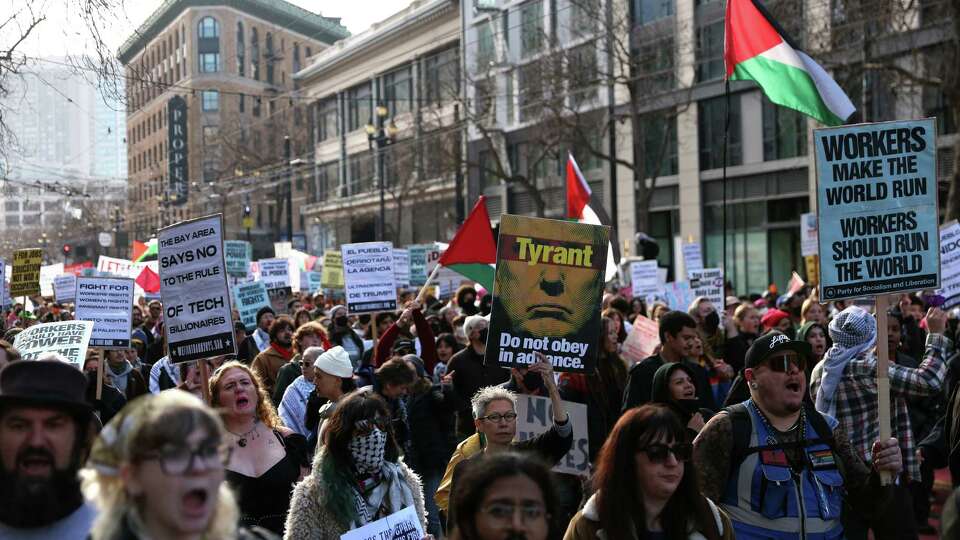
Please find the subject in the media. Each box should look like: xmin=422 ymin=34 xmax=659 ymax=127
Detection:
xmin=566 ymin=153 xmax=620 ymax=281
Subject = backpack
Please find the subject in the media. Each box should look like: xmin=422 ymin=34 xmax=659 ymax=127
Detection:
xmin=726 ymin=401 xmax=846 ymax=481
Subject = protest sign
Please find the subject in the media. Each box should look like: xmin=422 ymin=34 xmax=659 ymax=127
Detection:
xmin=320 ymin=250 xmax=344 ymax=289
xmin=74 ymin=276 xmax=134 ymax=349
xmin=233 ymin=281 xmax=271 ymax=330
xmin=663 ymin=281 xmax=694 ymax=311
xmin=801 ymin=212 xmax=819 ymax=257
xmin=937 ymin=221 xmax=960 ymax=308
xmin=300 ymin=271 xmax=322 ymax=294
xmin=681 ymin=243 xmax=703 ymax=273
xmin=339 ymin=506 xmax=424 ymax=540
xmin=515 ymin=395 xmax=589 ymax=475
xmin=54 ymin=274 xmax=77 ymax=303
xmin=341 ymin=242 xmax=396 ymax=313
xmin=224 ymin=240 xmax=252 ymax=278
xmin=393 ymin=248 xmax=410 ymax=289
xmin=259 ymin=258 xmax=290 ymax=289
xmin=97 ymin=256 xmax=140 ymax=278
xmin=159 ymin=215 xmax=235 ymax=363
xmin=40 ymin=263 xmax=64 ymax=297
xmin=688 ymin=268 xmax=724 ymax=308
xmin=487 ymin=215 xmax=609 ymax=373
xmin=621 ymin=315 xmax=661 ymax=364
xmin=11 ymin=248 xmax=42 ymax=297
xmin=409 ymin=244 xmax=429 ymax=286
xmin=268 ymin=286 xmax=294 ymax=314
xmin=630 ymin=260 xmax=661 ymax=297
xmin=13 ymin=320 xmax=94 ymax=368
xmin=815 ymin=118 xmax=939 ymax=300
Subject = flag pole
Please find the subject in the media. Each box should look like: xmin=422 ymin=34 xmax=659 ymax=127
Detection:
xmin=415 ymin=264 xmax=442 ymax=304
xmin=722 ymin=79 xmax=731 ymax=284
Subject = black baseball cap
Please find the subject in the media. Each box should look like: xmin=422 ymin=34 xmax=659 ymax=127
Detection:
xmin=744 ymin=331 xmax=812 ymax=369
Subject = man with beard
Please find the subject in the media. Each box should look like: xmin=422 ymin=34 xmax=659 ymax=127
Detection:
xmin=238 ymin=306 xmax=275 ymax=365
xmin=0 ymin=357 xmax=96 ymax=538
xmin=251 ymin=314 xmax=296 ymax=398
xmin=694 ymin=331 xmax=902 ymax=539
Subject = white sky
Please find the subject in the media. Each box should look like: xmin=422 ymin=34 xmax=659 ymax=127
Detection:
xmin=11 ymin=0 xmax=414 ymax=59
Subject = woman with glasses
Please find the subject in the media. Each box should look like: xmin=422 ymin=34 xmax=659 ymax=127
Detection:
xmin=81 ymin=390 xmax=263 ymax=539
xmin=564 ymin=404 xmax=732 ymax=540
xmin=284 ymin=390 xmax=431 ymax=539
xmin=448 ymin=452 xmax=560 ymax=540
xmin=209 ymin=361 xmax=308 ymax=535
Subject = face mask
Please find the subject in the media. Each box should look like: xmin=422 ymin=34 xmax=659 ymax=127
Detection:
xmin=476 ymin=328 xmax=489 ymax=344
xmin=349 ymin=428 xmax=387 ymax=475
xmin=335 ymin=317 xmax=348 ymax=327
xmin=674 ymin=398 xmax=701 ymax=416
xmin=704 ymin=310 xmax=720 ymax=333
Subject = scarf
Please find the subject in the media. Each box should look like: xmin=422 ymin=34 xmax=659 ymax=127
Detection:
xmin=349 ymin=461 xmax=417 ymax=529
xmin=271 ymin=342 xmax=293 ymax=360
xmin=815 ymin=306 xmax=876 ymax=417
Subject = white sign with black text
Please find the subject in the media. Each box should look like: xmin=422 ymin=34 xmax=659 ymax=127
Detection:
xmin=341 ymin=242 xmax=397 ymax=314
xmin=74 ymin=276 xmax=134 ymax=349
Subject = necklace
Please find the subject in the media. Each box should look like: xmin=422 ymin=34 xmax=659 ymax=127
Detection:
xmin=750 ymin=401 xmax=806 ymax=446
xmin=226 ymin=419 xmax=259 ymax=448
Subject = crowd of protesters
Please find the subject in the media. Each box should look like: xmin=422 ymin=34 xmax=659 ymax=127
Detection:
xmin=7 ymin=280 xmax=960 ymax=539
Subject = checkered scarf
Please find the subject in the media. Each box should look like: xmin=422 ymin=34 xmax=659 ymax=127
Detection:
xmin=815 ymin=306 xmax=877 ymax=417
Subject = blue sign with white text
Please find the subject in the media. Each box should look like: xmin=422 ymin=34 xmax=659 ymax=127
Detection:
xmin=815 ymin=118 xmax=939 ymax=300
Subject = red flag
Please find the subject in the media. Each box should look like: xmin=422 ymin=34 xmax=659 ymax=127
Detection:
xmin=131 ymin=240 xmax=148 ymax=262
xmin=136 ymin=266 xmax=161 ymax=293
xmin=437 ymin=196 xmax=497 ymax=290
xmin=566 ymin=155 xmax=592 ymax=219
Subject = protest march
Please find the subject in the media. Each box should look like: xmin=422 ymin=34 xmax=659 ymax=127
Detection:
xmin=3 ymin=0 xmax=960 ymax=538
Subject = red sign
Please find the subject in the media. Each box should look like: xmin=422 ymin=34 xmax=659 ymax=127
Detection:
xmin=65 ymin=261 xmax=94 ymax=276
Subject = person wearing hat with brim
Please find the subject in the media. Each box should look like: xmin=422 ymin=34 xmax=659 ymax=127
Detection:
xmin=694 ymin=331 xmax=902 ymax=540
xmin=237 ymin=306 xmax=276 ymax=365
xmin=311 ymin=346 xmax=357 ymax=444
xmin=0 ymin=357 xmax=98 ymax=538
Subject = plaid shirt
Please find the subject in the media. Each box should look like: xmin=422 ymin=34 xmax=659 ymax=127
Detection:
xmin=811 ymin=333 xmax=951 ymax=482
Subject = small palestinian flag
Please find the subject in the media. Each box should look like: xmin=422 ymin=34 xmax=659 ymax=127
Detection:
xmin=725 ymin=0 xmax=855 ymax=126
xmin=566 ymin=153 xmax=619 ymax=281
xmin=437 ymin=197 xmax=497 ymax=291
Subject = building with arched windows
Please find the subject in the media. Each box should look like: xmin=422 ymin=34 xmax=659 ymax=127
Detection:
xmin=118 ymin=0 xmax=348 ymax=253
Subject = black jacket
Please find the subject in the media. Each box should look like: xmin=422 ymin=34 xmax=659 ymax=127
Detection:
xmin=447 ymin=346 xmax=510 ymax=437
xmin=621 ymin=355 xmax=716 ymax=413
xmin=405 ymin=382 xmax=459 ymax=475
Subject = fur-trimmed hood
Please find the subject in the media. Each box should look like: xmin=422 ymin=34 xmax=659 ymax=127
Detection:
xmin=283 ymin=450 xmax=427 ymax=540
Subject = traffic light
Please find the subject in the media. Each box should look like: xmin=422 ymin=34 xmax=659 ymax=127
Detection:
xmin=62 ymin=244 xmax=71 ymax=256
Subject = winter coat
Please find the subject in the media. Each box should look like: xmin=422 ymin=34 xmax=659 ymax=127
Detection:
xmin=283 ymin=451 xmax=427 ymax=540
xmin=563 ymin=492 xmax=732 ymax=540
xmin=405 ymin=381 xmax=458 ymax=475
xmin=251 ymin=346 xmax=290 ymax=398
xmin=559 ymin=352 xmax=628 ymax=462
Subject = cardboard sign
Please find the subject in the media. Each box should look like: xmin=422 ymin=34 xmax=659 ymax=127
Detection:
xmin=259 ymin=258 xmax=290 ymax=289
xmin=342 ymin=242 xmax=397 ymax=314
xmin=268 ymin=286 xmax=294 ymax=314
xmin=159 ymin=215 xmax=236 ymax=363
xmin=54 ymin=274 xmax=77 ymax=303
xmin=681 ymin=243 xmax=703 ymax=273
xmin=96 ymin=256 xmax=140 ymax=279
xmin=663 ymin=281 xmax=694 ymax=311
xmin=630 ymin=260 xmax=661 ymax=297
xmin=487 ymin=215 xmax=609 ymax=373
xmin=937 ymin=222 xmax=960 ymax=308
xmin=815 ymin=119 xmax=939 ymax=300
xmin=320 ymin=250 xmax=344 ymax=289
xmin=688 ymin=268 xmax=724 ymax=308
xmin=393 ymin=248 xmax=411 ymax=289
xmin=74 ymin=276 xmax=134 ymax=349
xmin=13 ymin=320 xmax=94 ymax=368
xmin=409 ymin=244 xmax=430 ymax=286
xmin=621 ymin=315 xmax=661 ymax=363
xmin=801 ymin=212 xmax=819 ymax=257
xmin=40 ymin=263 xmax=64 ymax=297
xmin=300 ymin=271 xmax=322 ymax=294
xmin=11 ymin=248 xmax=42 ymax=297
xmin=515 ymin=395 xmax=589 ymax=475
xmin=339 ymin=506 xmax=424 ymax=540
xmin=224 ymin=240 xmax=252 ymax=278
xmin=233 ymin=281 xmax=271 ymax=331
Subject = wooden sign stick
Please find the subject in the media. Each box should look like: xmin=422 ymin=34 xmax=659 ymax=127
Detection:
xmin=874 ymin=294 xmax=892 ymax=486
xmin=95 ymin=349 xmax=104 ymax=401
xmin=199 ymin=359 xmax=211 ymax=404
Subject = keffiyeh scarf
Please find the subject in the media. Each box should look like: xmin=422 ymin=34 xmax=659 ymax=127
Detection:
xmin=815 ymin=306 xmax=877 ymax=417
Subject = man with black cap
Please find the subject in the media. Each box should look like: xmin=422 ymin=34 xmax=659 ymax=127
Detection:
xmin=0 ymin=357 xmax=97 ymax=538
xmin=693 ymin=331 xmax=902 ymax=540
xmin=238 ymin=306 xmax=275 ymax=365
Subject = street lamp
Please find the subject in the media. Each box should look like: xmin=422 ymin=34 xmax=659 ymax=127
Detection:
xmin=366 ymin=104 xmax=398 ymax=242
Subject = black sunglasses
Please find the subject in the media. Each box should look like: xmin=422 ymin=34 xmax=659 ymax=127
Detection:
xmin=638 ymin=442 xmax=693 ymax=463
xmin=764 ymin=354 xmax=806 ymax=373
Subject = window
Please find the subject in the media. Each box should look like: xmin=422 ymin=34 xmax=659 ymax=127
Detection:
xmin=383 ymin=67 xmax=412 ymax=116
xmin=317 ymin=161 xmax=339 ymax=202
xmin=4 ymin=201 xmax=18 ymax=212
xmin=250 ymin=28 xmax=260 ymax=80
xmin=348 ymin=152 xmax=373 ymax=195
xmin=636 ymin=36 xmax=675 ymax=93
xmin=317 ymin=97 xmax=339 ymax=141
xmin=635 ymin=0 xmax=674 ymax=24
xmin=568 ymin=41 xmax=598 ymax=106
xmin=265 ymin=32 xmax=275 ymax=84
xmin=293 ymin=42 xmax=301 ymax=72
xmin=698 ymin=94 xmax=741 ymax=170
xmin=202 ymin=125 xmax=218 ymax=145
xmin=644 ymin=113 xmax=678 ymax=177
xmin=239 ymin=93 xmax=245 ymax=113
xmin=570 ymin=0 xmax=600 ymax=37
xmin=197 ymin=17 xmax=220 ymax=72
xmin=518 ymin=62 xmax=543 ymax=121
xmin=198 ymin=17 xmax=219 ymax=38
xmin=695 ymin=20 xmax=724 ymax=82
xmin=253 ymin=96 xmax=261 ymax=117
xmin=424 ymin=47 xmax=459 ymax=106
xmin=199 ymin=53 xmax=220 ymax=72
xmin=762 ymin=97 xmax=807 ymax=161
xmin=475 ymin=76 xmax=496 ymax=118
xmin=202 ymin=90 xmax=219 ymax=111
xmin=476 ymin=22 xmax=495 ymax=70
xmin=347 ymin=83 xmax=372 ymax=132
xmin=520 ymin=1 xmax=544 ymax=57
xmin=237 ymin=22 xmax=245 ymax=76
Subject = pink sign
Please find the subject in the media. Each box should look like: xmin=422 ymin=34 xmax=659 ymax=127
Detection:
xmin=621 ymin=315 xmax=660 ymax=364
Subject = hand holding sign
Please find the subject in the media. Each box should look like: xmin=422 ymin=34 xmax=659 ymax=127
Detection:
xmin=923 ymin=307 xmax=947 ymax=335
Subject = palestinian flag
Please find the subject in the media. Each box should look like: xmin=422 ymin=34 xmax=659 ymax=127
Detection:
xmin=566 ymin=153 xmax=620 ymax=281
xmin=437 ymin=196 xmax=497 ymax=291
xmin=133 ymin=239 xmax=158 ymax=263
xmin=725 ymin=0 xmax=855 ymax=126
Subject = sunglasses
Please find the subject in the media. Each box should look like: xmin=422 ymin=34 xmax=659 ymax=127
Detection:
xmin=764 ymin=354 xmax=806 ymax=373
xmin=638 ymin=442 xmax=693 ymax=463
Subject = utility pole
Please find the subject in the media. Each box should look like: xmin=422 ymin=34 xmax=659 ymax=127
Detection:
xmin=284 ymin=135 xmax=293 ymax=243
